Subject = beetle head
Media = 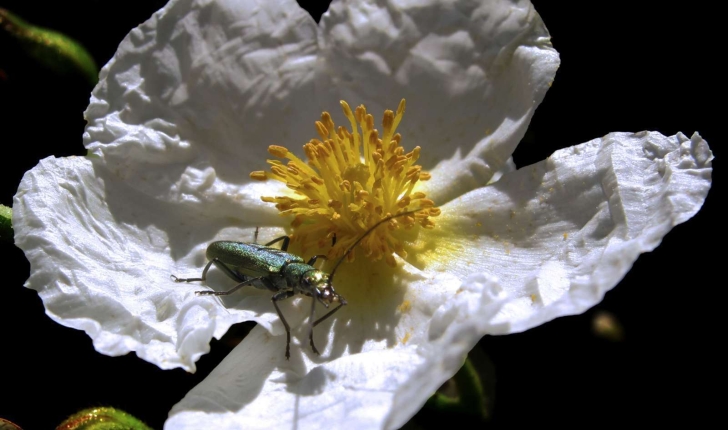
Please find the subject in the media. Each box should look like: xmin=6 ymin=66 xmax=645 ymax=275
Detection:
xmin=316 ymin=283 xmax=347 ymax=308
xmin=303 ymin=270 xmax=347 ymax=308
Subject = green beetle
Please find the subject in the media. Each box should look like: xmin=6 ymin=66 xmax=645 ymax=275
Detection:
xmin=172 ymin=210 xmax=421 ymax=359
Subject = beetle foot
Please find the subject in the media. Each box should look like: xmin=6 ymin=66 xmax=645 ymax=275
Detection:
xmin=195 ymin=290 xmax=216 ymax=296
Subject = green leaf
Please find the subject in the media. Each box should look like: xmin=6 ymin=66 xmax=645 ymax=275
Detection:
xmin=57 ymin=407 xmax=153 ymax=430
xmin=0 ymin=204 xmax=12 ymax=244
xmin=425 ymin=347 xmax=495 ymax=421
xmin=0 ymin=8 xmax=98 ymax=85
xmin=0 ymin=417 xmax=23 ymax=430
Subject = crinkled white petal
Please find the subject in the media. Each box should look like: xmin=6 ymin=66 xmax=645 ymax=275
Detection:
xmin=13 ymin=156 xmax=301 ymax=372
xmin=414 ymin=131 xmax=713 ymax=333
xmin=15 ymin=0 xmax=320 ymax=373
xmin=317 ymin=0 xmax=560 ymax=204
xmin=165 ymin=131 xmax=712 ymax=429
xmin=84 ymin=0 xmax=320 ymax=220
xmin=166 ymin=263 xmax=460 ymax=429
xmin=388 ymin=131 xmax=713 ymax=427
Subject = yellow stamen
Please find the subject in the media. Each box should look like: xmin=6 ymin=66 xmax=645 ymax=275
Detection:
xmin=254 ymin=99 xmax=439 ymax=264
xmin=249 ymin=171 xmax=267 ymax=181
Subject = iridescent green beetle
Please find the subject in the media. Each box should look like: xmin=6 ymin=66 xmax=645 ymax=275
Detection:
xmin=172 ymin=210 xmax=420 ymax=359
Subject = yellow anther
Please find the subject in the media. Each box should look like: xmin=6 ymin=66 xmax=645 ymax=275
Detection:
xmin=385 ymin=254 xmax=397 ymax=267
xmin=250 ymin=171 xmax=267 ymax=181
xmin=383 ymin=110 xmax=394 ymax=126
xmin=271 ymin=166 xmax=287 ymax=177
xmin=406 ymin=166 xmax=421 ymax=179
xmin=321 ymin=112 xmax=335 ymax=135
xmin=365 ymin=114 xmax=374 ymax=130
xmin=340 ymin=100 xmax=353 ymax=118
xmin=316 ymin=121 xmax=329 ymax=140
xmin=268 ymin=145 xmax=289 ymax=158
xmin=396 ymin=98 xmax=405 ymax=115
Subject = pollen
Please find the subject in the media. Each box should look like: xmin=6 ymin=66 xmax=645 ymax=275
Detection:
xmin=250 ymin=99 xmax=439 ymax=266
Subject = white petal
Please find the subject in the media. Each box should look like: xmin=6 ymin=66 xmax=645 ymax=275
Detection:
xmin=13 ymin=156 xmax=299 ymax=372
xmin=387 ymin=131 xmax=711 ymax=426
xmin=317 ymin=0 xmax=560 ymax=203
xmin=14 ymin=0 xmax=326 ymax=372
xmin=415 ymin=131 xmax=713 ymax=334
xmin=166 ymin=263 xmax=460 ymax=429
xmin=84 ymin=0 xmax=318 ymax=218
xmin=165 ymin=328 xmax=426 ymax=430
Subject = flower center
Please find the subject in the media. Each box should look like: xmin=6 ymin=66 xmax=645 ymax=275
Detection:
xmin=250 ymin=99 xmax=439 ymax=266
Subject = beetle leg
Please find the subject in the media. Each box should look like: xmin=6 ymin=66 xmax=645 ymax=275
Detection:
xmin=306 ymin=255 xmax=328 ymax=267
xmin=254 ymin=226 xmax=260 ymax=244
xmin=313 ymin=302 xmax=346 ymax=328
xmin=209 ymin=259 xmax=247 ymax=282
xmin=172 ymin=258 xmax=247 ymax=284
xmin=265 ymin=235 xmax=291 ymax=251
xmin=306 ymin=301 xmax=347 ymax=355
xmin=308 ymin=296 xmax=319 ymax=355
xmin=196 ymin=276 xmax=263 ymax=296
xmin=170 ymin=258 xmax=216 ymax=283
xmin=271 ymin=289 xmax=296 ymax=360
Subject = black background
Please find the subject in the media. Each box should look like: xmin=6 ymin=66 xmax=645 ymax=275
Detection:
xmin=0 ymin=1 xmax=721 ymax=428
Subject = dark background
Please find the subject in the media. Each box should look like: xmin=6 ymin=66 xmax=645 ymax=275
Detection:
xmin=0 ymin=1 xmax=721 ymax=428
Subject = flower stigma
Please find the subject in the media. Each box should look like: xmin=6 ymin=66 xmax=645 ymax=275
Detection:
xmin=250 ymin=99 xmax=440 ymax=267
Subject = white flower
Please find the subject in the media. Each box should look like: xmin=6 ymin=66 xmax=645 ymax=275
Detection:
xmin=12 ymin=0 xmax=712 ymax=429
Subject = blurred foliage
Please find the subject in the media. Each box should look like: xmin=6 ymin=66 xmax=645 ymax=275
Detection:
xmin=0 ymin=204 xmax=12 ymax=243
xmin=0 ymin=417 xmax=23 ymax=430
xmin=592 ymin=310 xmax=625 ymax=342
xmin=428 ymin=348 xmax=495 ymax=420
xmin=57 ymin=407 xmax=152 ymax=430
xmin=0 ymin=8 xmax=97 ymax=85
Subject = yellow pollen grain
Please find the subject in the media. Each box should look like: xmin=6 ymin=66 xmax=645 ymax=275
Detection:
xmin=253 ymin=99 xmax=440 ymax=264
xmin=401 ymin=331 xmax=412 ymax=344
xmin=397 ymin=300 xmax=412 ymax=313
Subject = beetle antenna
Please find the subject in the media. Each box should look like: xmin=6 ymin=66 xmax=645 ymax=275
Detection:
xmin=328 ymin=209 xmax=426 ymax=284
